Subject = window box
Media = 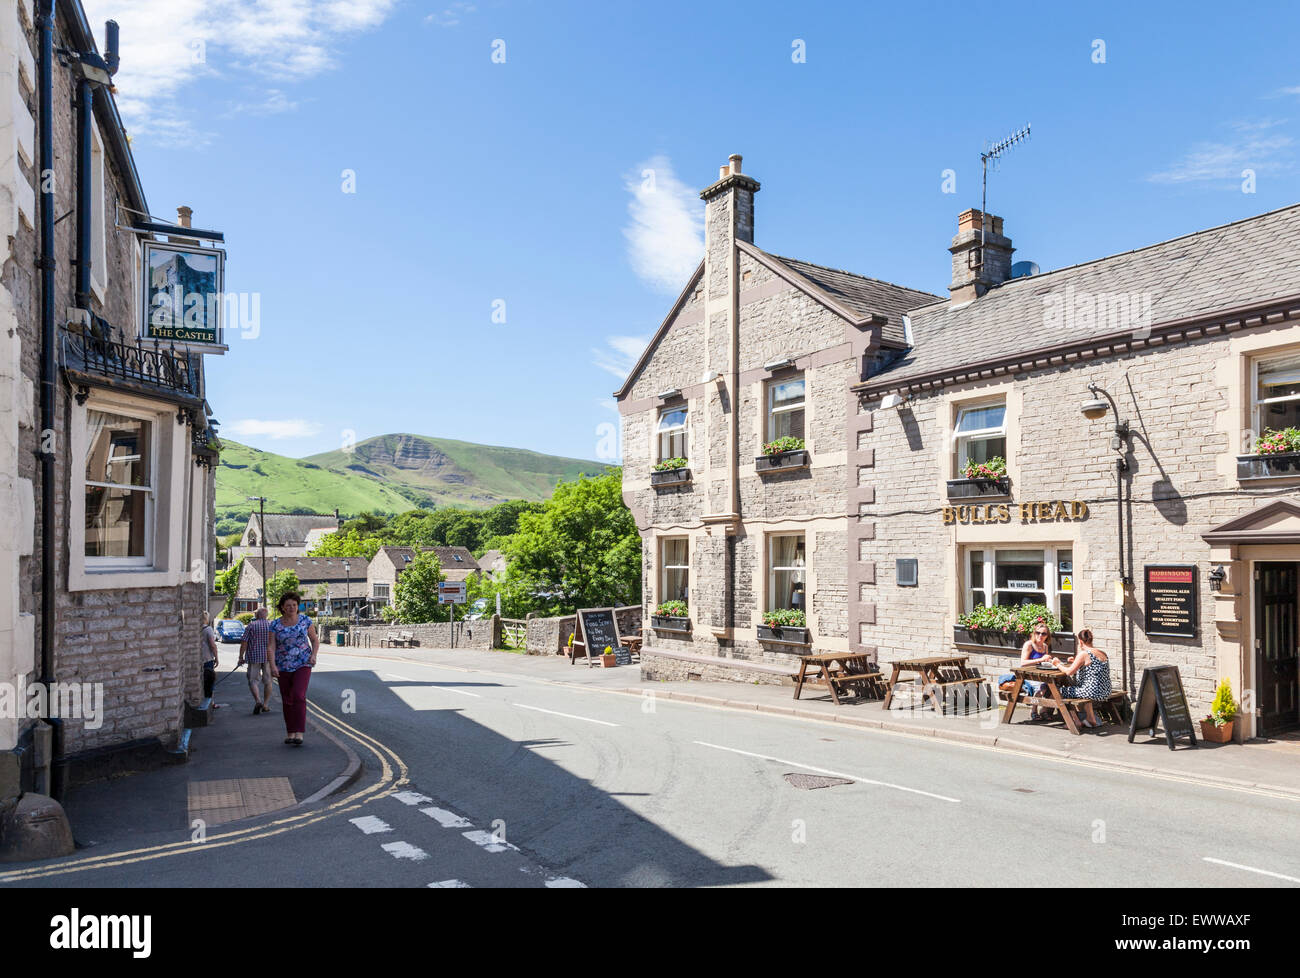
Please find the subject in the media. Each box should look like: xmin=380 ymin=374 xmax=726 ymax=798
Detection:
xmin=757 ymin=624 xmax=811 ymax=646
xmin=946 ymin=476 xmax=1011 ymax=499
xmin=1237 ymin=453 xmax=1300 ymax=480
xmin=755 ymin=449 xmax=809 ymax=474
xmin=651 ymin=467 xmax=692 ymax=488
xmin=953 ymin=626 xmax=1075 ymax=655
xmin=651 ymin=615 xmax=691 ymax=633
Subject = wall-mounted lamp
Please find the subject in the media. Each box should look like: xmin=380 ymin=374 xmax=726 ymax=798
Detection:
xmin=763 ymin=357 xmax=795 ymax=372
xmin=880 ymin=392 xmax=909 ymax=410
xmin=1208 ymin=566 xmax=1227 ymax=592
xmin=1079 ymin=382 xmax=1130 ymax=449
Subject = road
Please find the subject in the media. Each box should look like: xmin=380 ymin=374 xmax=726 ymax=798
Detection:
xmin=4 ymin=647 xmax=1299 ymax=888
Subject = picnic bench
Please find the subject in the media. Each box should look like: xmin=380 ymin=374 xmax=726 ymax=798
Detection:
xmin=999 ymin=664 xmax=1129 ymax=735
xmin=790 ymin=652 xmax=885 ymax=705
xmin=881 ymin=655 xmax=988 ymax=714
xmin=382 ymin=630 xmax=415 ymax=648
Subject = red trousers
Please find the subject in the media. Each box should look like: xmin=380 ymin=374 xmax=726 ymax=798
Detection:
xmin=278 ymin=666 xmax=312 ymax=733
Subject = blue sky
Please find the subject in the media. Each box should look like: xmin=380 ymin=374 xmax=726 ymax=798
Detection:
xmin=87 ymin=0 xmax=1300 ymax=462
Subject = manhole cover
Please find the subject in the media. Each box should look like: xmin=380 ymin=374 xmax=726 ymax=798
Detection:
xmin=1013 ymin=787 xmax=1035 ymax=794
xmin=784 ymin=773 xmax=853 ymax=790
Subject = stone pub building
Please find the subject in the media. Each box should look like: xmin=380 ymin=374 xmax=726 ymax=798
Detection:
xmin=623 ymin=155 xmax=1300 ymax=742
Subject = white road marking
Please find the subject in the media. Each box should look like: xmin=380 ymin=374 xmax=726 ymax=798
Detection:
xmin=384 ymin=673 xmax=415 ymax=682
xmin=463 ymin=829 xmax=519 ymax=853
xmin=438 ymin=686 xmax=482 ymax=698
xmin=421 ymin=806 xmax=473 ymax=828
xmin=692 ymin=741 xmax=961 ymax=804
xmin=386 ymin=671 xmax=482 ymax=698
xmin=514 ymin=703 xmax=619 ymax=727
xmin=349 ymin=816 xmax=393 ymax=834
xmin=428 ymin=879 xmax=471 ymax=888
xmin=381 ymin=841 xmax=429 ymax=861
xmin=1202 ymin=857 xmax=1300 ymax=884
xmin=393 ymin=790 xmax=433 ymax=806
xmin=544 ymin=876 xmax=586 ymax=888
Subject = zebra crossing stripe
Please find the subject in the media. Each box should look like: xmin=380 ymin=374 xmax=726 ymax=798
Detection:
xmin=381 ymin=841 xmax=429 ymax=861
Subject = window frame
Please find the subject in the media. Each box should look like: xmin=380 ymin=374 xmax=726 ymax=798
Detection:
xmin=656 ymin=406 xmax=688 ymax=463
xmin=952 ymin=398 xmax=1007 ymax=472
xmin=765 ymin=374 xmax=806 ymax=444
xmin=767 ymin=532 xmax=807 ymax=613
xmin=83 ymin=406 xmax=157 ymax=570
xmin=962 ymin=544 xmax=1074 ymax=633
xmin=659 ymin=536 xmax=689 ymax=606
xmin=1251 ymin=352 xmax=1300 ymax=438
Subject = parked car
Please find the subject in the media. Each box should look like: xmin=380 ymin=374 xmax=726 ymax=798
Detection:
xmin=215 ymin=619 xmax=245 ymax=644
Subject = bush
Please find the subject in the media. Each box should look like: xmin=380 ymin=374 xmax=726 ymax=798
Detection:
xmin=235 ymin=612 xmax=255 ymax=625
xmin=763 ymin=608 xmax=806 ymax=628
xmin=762 ymin=436 xmax=804 ymax=456
xmin=1207 ymin=678 xmax=1239 ymax=725
xmin=655 ymin=599 xmax=688 ymax=617
xmin=313 ymin=617 xmax=349 ymax=630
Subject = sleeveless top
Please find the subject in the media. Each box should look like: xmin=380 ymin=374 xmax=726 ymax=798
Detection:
xmin=271 ymin=615 xmax=314 ymax=672
xmin=1059 ymin=648 xmax=1112 ymax=700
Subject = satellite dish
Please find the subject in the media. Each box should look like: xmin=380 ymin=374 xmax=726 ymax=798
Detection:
xmin=1010 ymin=261 xmax=1040 ymax=279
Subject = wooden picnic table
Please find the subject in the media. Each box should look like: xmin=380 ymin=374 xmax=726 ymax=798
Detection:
xmin=791 ymin=652 xmax=883 ymax=705
xmin=881 ymin=655 xmax=984 ymax=713
xmin=1001 ymin=663 xmax=1082 ymax=735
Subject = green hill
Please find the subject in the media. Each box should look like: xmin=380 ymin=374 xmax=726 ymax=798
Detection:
xmin=214 ymin=434 xmax=605 ymax=536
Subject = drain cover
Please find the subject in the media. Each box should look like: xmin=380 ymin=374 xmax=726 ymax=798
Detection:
xmin=1013 ymin=787 xmax=1035 ymax=794
xmin=784 ymin=773 xmax=853 ymax=790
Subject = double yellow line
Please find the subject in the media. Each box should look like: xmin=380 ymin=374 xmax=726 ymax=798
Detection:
xmin=0 ymin=698 xmax=408 ymax=883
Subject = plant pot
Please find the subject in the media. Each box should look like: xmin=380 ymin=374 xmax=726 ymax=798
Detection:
xmin=1199 ymin=719 xmax=1234 ymax=743
xmin=755 ymin=449 xmax=809 ymax=474
xmin=601 ymin=654 xmax=618 ymax=668
xmin=1237 ymin=452 xmax=1300 ymax=480
xmin=953 ymin=626 xmax=1075 ymax=655
xmin=651 ymin=615 xmax=691 ymax=633
xmin=651 ymin=468 xmax=692 ymax=488
xmin=946 ymin=476 xmax=1011 ymax=499
xmin=757 ymin=624 xmax=811 ymax=646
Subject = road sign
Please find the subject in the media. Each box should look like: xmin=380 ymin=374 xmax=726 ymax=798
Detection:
xmin=438 ymin=581 xmax=467 ymax=605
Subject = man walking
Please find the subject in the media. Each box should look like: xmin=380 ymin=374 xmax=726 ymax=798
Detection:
xmin=239 ymin=608 xmax=274 ymax=714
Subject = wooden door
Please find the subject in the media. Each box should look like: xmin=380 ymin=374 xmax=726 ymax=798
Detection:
xmin=1256 ymin=562 xmax=1300 ymax=734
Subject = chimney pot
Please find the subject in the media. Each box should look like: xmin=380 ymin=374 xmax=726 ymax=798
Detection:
xmin=729 ymin=154 xmax=742 ymax=174
xmin=177 ymin=205 xmax=193 ymax=228
xmin=719 ymin=165 xmax=729 ymax=180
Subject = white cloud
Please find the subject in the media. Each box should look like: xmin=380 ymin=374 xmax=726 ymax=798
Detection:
xmin=227 ymin=418 xmax=323 ymax=440
xmin=1147 ymin=132 xmax=1293 ymax=185
xmin=623 ymin=155 xmax=704 ymax=293
xmin=592 ymin=335 xmax=648 ymax=380
xmin=226 ymin=89 xmax=301 ymax=117
xmin=81 ymin=0 xmax=398 ymax=142
xmin=425 ymin=2 xmax=478 ymax=27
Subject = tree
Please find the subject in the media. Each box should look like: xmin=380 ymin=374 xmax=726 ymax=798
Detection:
xmin=266 ymin=570 xmax=301 ymax=615
xmin=391 ymin=551 xmax=444 ymax=623
xmin=214 ymin=557 xmax=244 ymax=617
xmin=308 ymin=527 xmax=381 ymax=560
xmin=504 ymin=468 xmax=639 ymax=615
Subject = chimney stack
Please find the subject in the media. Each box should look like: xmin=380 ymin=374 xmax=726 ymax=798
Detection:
xmin=949 ymin=208 xmax=1013 ymax=305
xmin=177 ymin=205 xmax=193 ymax=228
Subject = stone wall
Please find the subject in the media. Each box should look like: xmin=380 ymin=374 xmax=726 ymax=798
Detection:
xmin=348 ymin=619 xmax=500 ymax=651
xmin=522 ymin=606 xmax=642 ymax=656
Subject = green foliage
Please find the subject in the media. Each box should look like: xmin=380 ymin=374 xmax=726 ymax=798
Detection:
xmin=654 ymin=457 xmax=688 ymax=472
xmin=214 ymin=557 xmax=244 ymax=618
xmin=655 ymin=599 xmax=688 ymax=617
xmin=313 ymin=616 xmax=349 ymax=629
xmin=762 ymin=436 xmax=805 ymax=456
xmin=1256 ymin=428 xmax=1300 ymax=455
xmin=308 ymin=528 xmax=381 ymax=560
xmin=391 ymin=551 xmax=444 ymax=624
xmin=266 ymin=570 xmax=301 ymax=614
xmin=236 ymin=612 xmax=255 ymax=625
xmin=962 ymin=456 xmax=1007 ymax=479
xmin=763 ymin=608 xmax=806 ymax=628
xmin=957 ymin=603 xmax=1062 ymax=636
xmin=380 ymin=604 xmax=399 ymax=622
xmin=501 ymin=468 xmax=639 ymax=616
xmin=1207 ymin=678 xmax=1239 ymax=725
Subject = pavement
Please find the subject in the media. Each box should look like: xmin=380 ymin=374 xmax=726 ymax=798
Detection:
xmin=60 ymin=658 xmax=361 ymax=850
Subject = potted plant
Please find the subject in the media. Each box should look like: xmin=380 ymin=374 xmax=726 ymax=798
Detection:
xmin=1199 ymin=678 xmax=1238 ymax=743
xmin=947 ymin=456 xmax=1011 ymax=498
xmin=755 ymin=436 xmax=809 ymax=473
xmin=651 ymin=457 xmax=691 ymax=487
xmin=601 ymin=645 xmax=618 ymax=668
xmin=954 ymin=604 xmax=1072 ymax=653
xmin=1238 ymin=427 xmax=1300 ymax=479
xmin=757 ymin=608 xmax=810 ymax=645
xmin=652 ymin=599 xmax=690 ymax=632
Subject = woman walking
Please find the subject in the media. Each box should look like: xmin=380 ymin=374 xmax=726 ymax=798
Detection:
xmin=267 ymin=592 xmax=319 ymax=746
xmin=1048 ymin=627 xmax=1112 ymax=729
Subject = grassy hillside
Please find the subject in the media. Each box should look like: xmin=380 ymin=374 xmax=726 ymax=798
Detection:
xmin=306 ymin=433 xmax=605 ymax=508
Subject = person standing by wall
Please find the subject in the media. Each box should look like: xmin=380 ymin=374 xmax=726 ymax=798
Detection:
xmin=267 ymin=592 xmax=319 ymax=746
xmin=201 ymin=612 xmax=219 ymax=700
xmin=238 ymin=607 xmax=274 ymax=714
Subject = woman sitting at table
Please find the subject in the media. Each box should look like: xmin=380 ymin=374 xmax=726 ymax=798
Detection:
xmin=999 ymin=620 xmax=1053 ymax=721
xmin=1047 ymin=627 xmax=1111 ymax=729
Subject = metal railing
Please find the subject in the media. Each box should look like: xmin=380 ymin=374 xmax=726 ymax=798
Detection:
xmin=61 ymin=322 xmax=200 ymax=400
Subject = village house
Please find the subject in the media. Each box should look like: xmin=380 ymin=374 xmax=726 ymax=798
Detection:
xmin=235 ymin=556 xmax=369 ymax=618
xmin=1 ymin=0 xmax=224 ymax=809
xmin=366 ymin=546 xmax=479 ymax=616
xmin=228 ymin=510 xmax=340 ymax=565
xmin=616 ymin=156 xmax=938 ymax=681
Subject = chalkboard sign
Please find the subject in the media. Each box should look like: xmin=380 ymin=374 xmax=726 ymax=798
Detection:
xmin=613 ymin=646 xmax=633 ymax=666
xmin=1128 ymin=665 xmax=1198 ymax=750
xmin=1144 ymin=565 xmax=1198 ymax=638
xmin=572 ymin=607 xmax=621 ymax=666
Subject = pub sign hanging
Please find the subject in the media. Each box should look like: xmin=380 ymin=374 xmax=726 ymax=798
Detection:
xmin=141 ymin=241 xmax=227 ymax=348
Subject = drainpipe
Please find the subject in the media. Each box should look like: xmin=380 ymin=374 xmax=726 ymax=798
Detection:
xmin=36 ymin=0 xmax=63 ymax=799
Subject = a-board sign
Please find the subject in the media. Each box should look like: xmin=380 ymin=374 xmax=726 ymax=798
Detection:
xmin=572 ymin=607 xmax=620 ymax=665
xmin=1144 ymin=565 xmax=1197 ymax=638
xmin=1128 ymin=665 xmax=1198 ymax=750
xmin=613 ymin=646 xmax=633 ymax=666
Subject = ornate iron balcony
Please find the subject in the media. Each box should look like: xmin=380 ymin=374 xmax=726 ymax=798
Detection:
xmin=61 ymin=322 xmax=202 ymax=406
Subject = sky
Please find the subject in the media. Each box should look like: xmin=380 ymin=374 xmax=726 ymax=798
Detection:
xmin=83 ymin=0 xmax=1300 ymax=463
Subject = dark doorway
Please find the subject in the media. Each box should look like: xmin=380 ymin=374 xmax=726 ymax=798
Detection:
xmin=1255 ymin=562 xmax=1300 ymax=734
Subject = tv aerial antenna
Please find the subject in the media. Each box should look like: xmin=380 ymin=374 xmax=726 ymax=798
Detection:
xmin=976 ymin=123 xmax=1031 ymax=268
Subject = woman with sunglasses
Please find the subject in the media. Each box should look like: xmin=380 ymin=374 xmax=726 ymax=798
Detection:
xmin=998 ymin=620 xmax=1054 ymax=721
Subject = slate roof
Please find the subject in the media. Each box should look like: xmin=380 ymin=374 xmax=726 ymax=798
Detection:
xmin=237 ymin=556 xmax=369 ymax=597
xmin=477 ymin=549 xmax=507 ymax=576
xmin=763 ymin=253 xmax=942 ymax=346
xmin=867 ymin=202 xmax=1300 ymax=389
xmin=250 ymin=513 xmax=339 ymax=546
